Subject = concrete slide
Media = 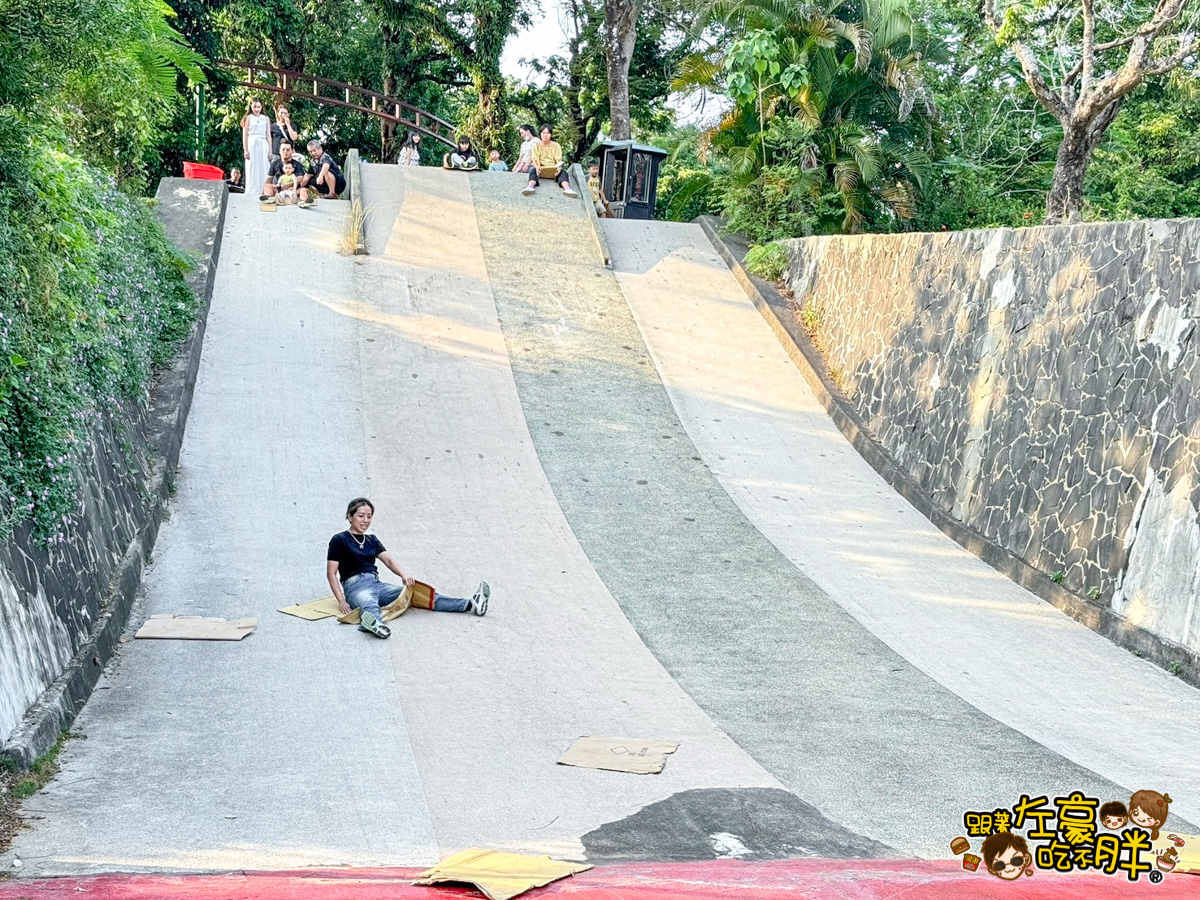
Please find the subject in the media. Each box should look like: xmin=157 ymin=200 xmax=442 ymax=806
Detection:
xmin=3 ymin=167 xmax=1197 ymax=878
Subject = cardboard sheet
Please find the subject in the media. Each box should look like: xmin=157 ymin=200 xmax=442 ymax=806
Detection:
xmin=413 ymin=848 xmax=592 ymax=900
xmin=278 ymin=596 xmax=342 ymax=620
xmin=135 ymin=615 xmax=257 ymax=641
xmin=557 ymin=736 xmax=680 ymax=775
xmin=337 ymin=581 xmax=435 ymax=624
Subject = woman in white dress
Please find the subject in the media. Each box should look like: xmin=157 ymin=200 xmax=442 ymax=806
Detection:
xmin=241 ymin=98 xmax=272 ymax=199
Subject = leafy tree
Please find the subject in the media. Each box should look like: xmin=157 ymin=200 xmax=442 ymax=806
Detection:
xmin=678 ymin=0 xmax=943 ymax=237
xmin=983 ymin=0 xmax=1200 ymax=223
xmin=512 ymin=0 xmax=693 ymax=159
xmin=0 ymin=0 xmax=200 ymax=536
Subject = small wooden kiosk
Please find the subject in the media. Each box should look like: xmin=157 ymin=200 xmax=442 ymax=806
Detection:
xmin=597 ymin=140 xmax=668 ymax=219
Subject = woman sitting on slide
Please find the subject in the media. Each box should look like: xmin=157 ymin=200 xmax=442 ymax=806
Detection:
xmin=327 ymin=498 xmax=489 ymax=639
xmin=397 ymin=131 xmax=423 ymax=167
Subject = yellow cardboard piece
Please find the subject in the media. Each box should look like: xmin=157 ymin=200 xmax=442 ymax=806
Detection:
xmin=259 ymin=201 xmax=277 ymax=212
xmin=135 ymin=615 xmax=257 ymax=641
xmin=278 ymin=596 xmax=342 ymax=620
xmin=336 ymin=581 xmax=435 ymax=624
xmin=557 ymin=736 xmax=680 ymax=775
xmin=413 ymin=848 xmax=592 ymax=900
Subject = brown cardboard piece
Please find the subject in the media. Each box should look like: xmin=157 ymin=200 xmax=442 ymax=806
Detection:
xmin=337 ymin=581 xmax=435 ymax=624
xmin=557 ymin=736 xmax=680 ymax=775
xmin=278 ymin=596 xmax=342 ymax=620
xmin=412 ymin=848 xmax=592 ymax=900
xmin=135 ymin=615 xmax=257 ymax=641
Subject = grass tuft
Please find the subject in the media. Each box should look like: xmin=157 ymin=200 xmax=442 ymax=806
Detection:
xmin=340 ymin=198 xmax=369 ymax=255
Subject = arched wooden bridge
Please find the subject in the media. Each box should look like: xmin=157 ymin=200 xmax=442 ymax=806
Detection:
xmin=220 ymin=61 xmax=457 ymax=148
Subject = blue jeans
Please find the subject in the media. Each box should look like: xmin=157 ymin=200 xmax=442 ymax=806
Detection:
xmin=342 ymin=572 xmax=469 ymax=620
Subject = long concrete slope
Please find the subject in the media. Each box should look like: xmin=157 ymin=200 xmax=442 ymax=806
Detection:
xmin=4 ymin=167 xmax=1196 ymax=878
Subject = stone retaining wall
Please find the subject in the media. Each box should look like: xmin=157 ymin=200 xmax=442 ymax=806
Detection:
xmin=0 ymin=179 xmax=226 ymax=764
xmin=779 ymin=220 xmax=1200 ymax=657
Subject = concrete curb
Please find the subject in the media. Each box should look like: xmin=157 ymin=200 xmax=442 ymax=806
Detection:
xmin=696 ymin=214 xmax=1200 ymax=689
xmin=569 ymin=162 xmax=611 ymax=268
xmin=345 ymin=148 xmax=367 ymax=256
xmin=0 ymin=180 xmax=228 ymax=769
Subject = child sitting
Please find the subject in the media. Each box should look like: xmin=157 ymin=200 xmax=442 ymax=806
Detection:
xmin=273 ymin=162 xmax=299 ymax=204
xmin=587 ymin=160 xmax=611 ymax=217
xmin=487 ymin=149 xmax=509 ymax=171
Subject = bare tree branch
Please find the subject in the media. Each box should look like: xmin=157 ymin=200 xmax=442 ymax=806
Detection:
xmin=1063 ymin=35 xmax=1137 ymax=86
xmin=1080 ymin=0 xmax=1095 ymax=92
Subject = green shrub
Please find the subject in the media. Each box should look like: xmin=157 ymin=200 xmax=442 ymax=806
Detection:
xmin=743 ymin=242 xmax=789 ymax=282
xmin=0 ymin=143 xmax=195 ymax=539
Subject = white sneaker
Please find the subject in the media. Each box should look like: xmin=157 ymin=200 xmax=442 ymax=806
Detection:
xmin=522 ymin=185 xmax=536 ymax=196
xmin=562 ymin=185 xmax=578 ymax=199
xmin=470 ymin=582 xmax=490 ymax=616
xmin=359 ymin=609 xmax=391 ymax=638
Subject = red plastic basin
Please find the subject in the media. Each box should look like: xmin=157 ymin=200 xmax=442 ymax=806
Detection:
xmin=183 ymin=161 xmax=225 ymax=180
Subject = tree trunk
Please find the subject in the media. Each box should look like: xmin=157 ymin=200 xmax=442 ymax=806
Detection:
xmin=1044 ymin=125 xmax=1093 ymax=225
xmin=380 ymin=26 xmax=400 ymax=164
xmin=1044 ymin=95 xmax=1125 ymax=225
xmin=603 ymin=0 xmax=638 ymax=140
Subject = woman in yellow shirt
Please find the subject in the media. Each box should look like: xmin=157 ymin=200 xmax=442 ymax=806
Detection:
xmin=522 ymin=124 xmax=578 ymax=198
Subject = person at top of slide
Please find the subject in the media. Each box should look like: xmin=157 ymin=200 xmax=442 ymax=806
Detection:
xmin=308 ymin=140 xmax=346 ymax=198
xmin=513 ymin=124 xmax=537 ymax=173
xmin=522 ymin=124 xmax=577 ymax=198
xmin=241 ymin=98 xmax=272 ymax=203
xmin=326 ymin=498 xmax=489 ymax=639
xmin=446 ymin=135 xmax=479 ymax=170
xmin=270 ymin=104 xmax=300 ymax=158
xmin=397 ymin=131 xmax=423 ymax=167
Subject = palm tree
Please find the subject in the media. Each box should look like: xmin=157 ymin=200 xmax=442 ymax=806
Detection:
xmin=676 ymin=0 xmax=943 ymax=235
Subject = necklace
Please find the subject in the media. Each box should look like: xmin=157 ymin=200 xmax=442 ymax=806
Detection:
xmin=350 ymin=530 xmax=368 ymax=549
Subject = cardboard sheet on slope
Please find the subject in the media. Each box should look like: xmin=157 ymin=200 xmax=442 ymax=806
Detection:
xmin=557 ymin=736 xmax=679 ymax=774
xmin=135 ymin=615 xmax=257 ymax=641
xmin=413 ymin=848 xmax=591 ymax=900
xmin=337 ymin=581 xmax=435 ymax=624
xmin=278 ymin=596 xmax=342 ymax=620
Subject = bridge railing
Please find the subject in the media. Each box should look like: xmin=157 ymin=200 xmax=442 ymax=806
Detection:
xmin=220 ymin=61 xmax=458 ymax=148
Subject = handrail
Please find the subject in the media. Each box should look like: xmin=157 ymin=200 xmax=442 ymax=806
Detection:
xmin=219 ymin=60 xmax=458 ymax=148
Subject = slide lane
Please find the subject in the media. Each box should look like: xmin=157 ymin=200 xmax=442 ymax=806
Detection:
xmin=4 ymin=193 xmax=439 ymax=874
xmin=348 ymin=164 xmax=808 ymax=860
xmin=602 ymin=218 xmax=1200 ymax=831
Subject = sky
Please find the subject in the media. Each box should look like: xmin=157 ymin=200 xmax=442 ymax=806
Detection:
xmin=500 ymin=2 xmax=724 ymax=128
xmin=501 ymin=1 xmax=570 ymax=84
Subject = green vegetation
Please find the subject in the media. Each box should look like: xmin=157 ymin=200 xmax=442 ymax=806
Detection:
xmin=0 ymin=1 xmax=201 ymax=538
xmin=7 ymin=731 xmax=70 ymax=799
xmin=1 ymin=730 xmax=71 ymax=852
xmin=743 ymin=243 xmax=789 ymax=281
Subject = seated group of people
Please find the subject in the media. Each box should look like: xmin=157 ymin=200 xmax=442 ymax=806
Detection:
xmin=259 ymin=139 xmax=345 ymax=207
xmin=442 ymin=123 xmax=611 ymax=214
xmin=236 ymin=100 xmax=346 ymax=207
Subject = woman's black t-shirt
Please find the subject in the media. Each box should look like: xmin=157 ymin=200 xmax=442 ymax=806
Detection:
xmin=327 ymin=531 xmax=385 ymax=582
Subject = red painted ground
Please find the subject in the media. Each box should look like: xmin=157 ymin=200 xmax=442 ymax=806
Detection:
xmin=0 ymin=860 xmax=1193 ymax=899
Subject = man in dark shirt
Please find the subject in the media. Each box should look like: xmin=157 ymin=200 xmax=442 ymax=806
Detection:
xmin=308 ymin=140 xmax=346 ymax=199
xmin=260 ymin=141 xmax=313 ymax=206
